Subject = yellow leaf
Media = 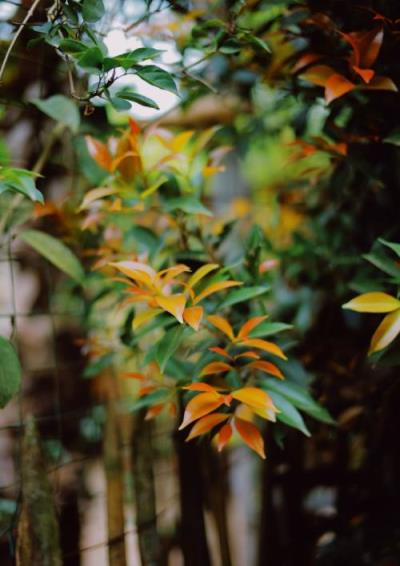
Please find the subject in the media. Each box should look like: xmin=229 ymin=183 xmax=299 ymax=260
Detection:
xmin=188 ymin=264 xmax=219 ymax=289
xmin=79 ymin=187 xmax=118 ymax=211
xmin=232 ymin=387 xmax=278 ymax=421
xmin=343 ymin=292 xmax=400 ymax=313
xmin=200 ymin=361 xmax=233 ymax=376
xmin=234 ymin=351 xmax=260 ymax=360
xmin=207 ymin=315 xmax=235 ymax=340
xmin=182 ymin=383 xmax=223 ymax=393
xmin=183 ymin=306 xmax=203 ymax=330
xmin=369 ymin=308 xmax=400 ymax=354
xmin=158 ymin=264 xmax=191 ymax=284
xmin=234 ymin=417 xmax=266 ymax=459
xmin=186 ymin=413 xmax=229 ymax=441
xmin=155 ymin=294 xmax=186 ymax=323
xmin=246 ymin=360 xmax=284 ymax=380
xmin=170 ymin=130 xmax=195 ymax=152
xmin=110 ymin=261 xmax=156 ymax=287
xmin=216 ymin=423 xmax=232 ymax=452
xmin=193 ymin=281 xmax=242 ymax=305
xmin=237 ymin=316 xmax=269 ymax=340
xmin=133 ymin=308 xmax=162 ymax=330
xmin=179 ymin=392 xmax=225 ymax=429
xmin=239 ymin=338 xmax=287 ymax=360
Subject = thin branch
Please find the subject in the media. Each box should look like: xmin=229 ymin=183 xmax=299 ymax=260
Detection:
xmin=0 ymin=0 xmax=42 ymax=83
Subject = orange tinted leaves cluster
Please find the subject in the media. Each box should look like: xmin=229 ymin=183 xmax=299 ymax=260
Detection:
xmin=200 ymin=361 xmax=233 ymax=376
xmin=246 ymin=360 xmax=284 ymax=379
xmin=234 ymin=417 xmax=266 ymax=459
xmin=239 ymin=338 xmax=287 ymax=360
xmin=179 ymin=392 xmax=226 ymax=429
xmin=182 ymin=306 xmax=203 ymax=330
xmin=185 ymin=413 xmax=229 ymax=441
xmin=193 ymin=280 xmax=242 ymax=305
xmin=207 ymin=315 xmax=235 ymax=340
xmin=232 ymin=387 xmax=278 ymax=421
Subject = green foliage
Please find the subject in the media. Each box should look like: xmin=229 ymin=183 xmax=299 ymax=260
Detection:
xmin=0 ymin=337 xmax=22 ymax=408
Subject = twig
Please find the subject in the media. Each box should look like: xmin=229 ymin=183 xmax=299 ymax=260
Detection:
xmin=0 ymin=0 xmax=42 ymax=83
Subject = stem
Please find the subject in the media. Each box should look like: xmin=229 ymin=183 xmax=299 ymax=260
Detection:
xmin=0 ymin=0 xmax=42 ymax=83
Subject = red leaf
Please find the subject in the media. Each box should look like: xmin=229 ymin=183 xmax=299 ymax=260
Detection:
xmin=234 ymin=417 xmax=266 ymax=459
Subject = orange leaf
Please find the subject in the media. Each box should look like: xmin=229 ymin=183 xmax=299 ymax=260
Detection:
xmin=133 ymin=308 xmax=162 ymax=330
xmin=352 ymin=66 xmax=375 ymax=83
xmin=209 ymin=346 xmax=232 ymax=359
xmin=234 ymin=351 xmax=260 ymax=360
xmin=246 ymin=360 xmax=284 ymax=380
xmin=344 ymin=28 xmax=383 ymax=69
xmin=182 ymin=383 xmax=222 ymax=393
xmin=145 ymin=404 xmax=164 ymax=420
xmin=183 ymin=306 xmax=203 ymax=331
xmin=216 ymin=423 xmax=232 ymax=452
xmin=179 ymin=392 xmax=225 ymax=429
xmin=232 ymin=387 xmax=278 ymax=421
xmin=155 ymin=294 xmax=186 ymax=323
xmin=325 ymin=74 xmax=355 ymax=103
xmin=207 ymin=315 xmax=234 ymax=340
xmin=110 ymin=261 xmax=156 ymax=287
xmin=369 ymin=308 xmax=400 ymax=354
xmin=237 ymin=316 xmax=268 ymax=340
xmin=360 ymin=76 xmax=398 ymax=92
xmin=200 ymin=361 xmax=233 ymax=376
xmin=79 ymin=187 xmax=118 ymax=211
xmin=234 ymin=417 xmax=266 ymax=459
xmin=301 ymin=64 xmax=336 ymax=87
xmin=85 ymin=136 xmax=113 ymax=171
xmin=138 ymin=385 xmax=157 ymax=397
xmin=121 ymin=372 xmax=145 ymax=380
xmin=193 ymin=281 xmax=242 ymax=305
xmin=186 ymin=413 xmax=229 ymax=441
xmin=239 ymin=338 xmax=287 ymax=360
xmin=158 ymin=264 xmax=191 ymax=284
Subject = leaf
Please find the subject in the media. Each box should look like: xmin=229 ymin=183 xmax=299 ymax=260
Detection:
xmin=194 ymin=281 xmax=242 ymax=304
xmin=82 ymin=0 xmax=105 ymax=22
xmin=133 ymin=308 xmax=162 ymax=330
xmin=268 ymin=391 xmax=311 ymax=436
xmin=262 ymin=379 xmax=334 ymax=424
xmin=165 ymin=196 xmax=213 ymax=216
xmin=183 ymin=306 xmax=203 ymax=331
xmin=131 ymin=389 xmax=171 ymax=411
xmin=246 ymin=360 xmax=284 ymax=379
xmin=234 ymin=417 xmax=266 ymax=459
xmin=249 ymin=322 xmax=293 ymax=338
xmin=135 ymin=65 xmax=179 ymax=95
xmin=369 ymin=308 xmax=400 ymax=354
xmin=0 ymin=168 xmax=43 ymax=203
xmin=183 ymin=383 xmax=222 ymax=393
xmin=379 ymin=238 xmax=400 ymax=258
xmin=188 ymin=264 xmax=219 ymax=289
xmin=237 ymin=316 xmax=268 ymax=340
xmin=85 ymin=136 xmax=113 ymax=171
xmin=239 ymin=338 xmax=287 ymax=360
xmin=325 ymin=74 xmax=355 ymax=104
xmin=200 ymin=361 xmax=233 ymax=376
xmin=232 ymin=387 xmax=277 ymax=421
xmin=216 ymin=423 xmax=232 ymax=451
xmin=343 ymin=292 xmax=400 ymax=313
xmin=0 ymin=337 xmax=22 ymax=408
xmin=360 ymin=76 xmax=398 ymax=92
xmin=79 ymin=187 xmax=118 ymax=210
xmin=207 ymin=315 xmax=234 ymax=340
xmin=33 ymin=95 xmax=80 ymax=133
xmin=155 ymin=294 xmax=186 ymax=323
xmin=363 ymin=252 xmax=400 ymax=278
xmin=186 ymin=413 xmax=229 ymax=441
xmin=115 ymin=90 xmax=160 ymax=109
xmin=155 ymin=325 xmax=185 ymax=372
xmin=219 ymin=286 xmax=270 ymax=308
xmin=19 ymin=230 xmax=84 ymax=283
xmin=78 ymin=47 xmax=104 ymax=70
xmin=179 ymin=392 xmax=225 ymax=429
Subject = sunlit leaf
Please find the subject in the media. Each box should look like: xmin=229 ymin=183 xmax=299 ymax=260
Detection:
xmin=369 ymin=308 xmax=400 ymax=354
xmin=155 ymin=294 xmax=186 ymax=323
xmin=188 ymin=264 xmax=219 ymax=289
xmin=246 ymin=360 xmax=284 ymax=379
xmin=183 ymin=306 xmax=203 ymax=330
xmin=237 ymin=316 xmax=268 ymax=340
xmin=325 ymin=74 xmax=355 ymax=104
xmin=343 ymin=292 xmax=400 ymax=313
xmin=179 ymin=392 xmax=225 ymax=429
xmin=207 ymin=315 xmax=234 ymax=340
xmin=186 ymin=413 xmax=229 ymax=441
xmin=216 ymin=422 xmax=232 ymax=451
xmin=200 ymin=361 xmax=233 ymax=376
xmin=194 ymin=281 xmax=242 ymax=304
xmin=239 ymin=338 xmax=287 ymax=360
xmin=234 ymin=417 xmax=266 ymax=459
xmin=232 ymin=387 xmax=278 ymax=421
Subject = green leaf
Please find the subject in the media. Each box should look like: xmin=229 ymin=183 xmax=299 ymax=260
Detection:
xmin=0 ymin=337 xmax=22 ymax=408
xmin=33 ymin=95 xmax=80 ymax=133
xmin=219 ymin=286 xmax=270 ymax=308
xmin=104 ymin=48 xmax=162 ymax=71
xmin=165 ymin=196 xmax=212 ymax=216
xmin=19 ymin=229 xmax=85 ymax=284
xmin=378 ymin=238 xmax=400 ymax=258
xmin=262 ymin=378 xmax=335 ymax=424
xmin=383 ymin=132 xmax=400 ymax=146
xmin=364 ymin=252 xmax=400 ymax=278
xmin=82 ymin=0 xmax=105 ymax=22
xmin=78 ymin=47 xmax=104 ymax=71
xmin=249 ymin=322 xmax=293 ymax=338
xmin=59 ymin=38 xmax=88 ymax=54
xmin=116 ymin=90 xmax=159 ymax=109
xmin=0 ymin=168 xmax=43 ymax=203
xmin=268 ymin=391 xmax=310 ymax=436
xmin=249 ymin=36 xmax=271 ymax=53
xmin=84 ymin=353 xmax=114 ymax=378
xmin=155 ymin=326 xmax=185 ymax=372
xmin=130 ymin=389 xmax=171 ymax=411
xmin=135 ymin=65 xmax=179 ymax=95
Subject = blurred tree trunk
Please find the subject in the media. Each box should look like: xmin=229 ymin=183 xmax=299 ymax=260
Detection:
xmin=132 ymin=410 xmax=161 ymax=566
xmin=175 ymin=400 xmax=211 ymax=566
xmin=104 ymin=399 xmax=127 ymax=566
xmin=16 ymin=417 xmax=62 ymax=566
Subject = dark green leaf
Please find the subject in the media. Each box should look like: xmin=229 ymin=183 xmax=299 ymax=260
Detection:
xmin=364 ymin=252 xmax=400 ymax=278
xmin=78 ymin=47 xmax=104 ymax=71
xmin=155 ymin=326 xmax=185 ymax=372
xmin=116 ymin=90 xmax=159 ymax=109
xmin=269 ymin=391 xmax=310 ymax=436
xmin=0 ymin=337 xmax=22 ymax=408
xmin=19 ymin=229 xmax=85 ymax=284
xmin=135 ymin=65 xmax=179 ymax=95
xmin=82 ymin=0 xmax=105 ymax=22
xmin=219 ymin=286 xmax=270 ymax=308
xmin=378 ymin=238 xmax=400 ymax=258
xmin=249 ymin=322 xmax=293 ymax=338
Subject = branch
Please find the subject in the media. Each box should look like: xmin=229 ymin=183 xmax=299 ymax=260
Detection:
xmin=0 ymin=0 xmax=42 ymax=83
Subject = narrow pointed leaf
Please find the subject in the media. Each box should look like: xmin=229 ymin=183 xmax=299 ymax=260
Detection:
xmin=234 ymin=417 xmax=266 ymax=459
xmin=343 ymin=292 xmax=400 ymax=313
xmin=369 ymin=308 xmax=400 ymax=353
xmin=186 ymin=413 xmax=229 ymax=441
